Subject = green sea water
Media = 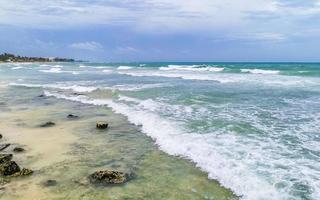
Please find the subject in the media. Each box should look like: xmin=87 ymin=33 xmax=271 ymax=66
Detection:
xmin=1 ymin=62 xmax=320 ymax=200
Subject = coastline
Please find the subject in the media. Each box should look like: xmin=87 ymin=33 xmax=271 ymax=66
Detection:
xmin=0 ymin=84 xmax=237 ymax=199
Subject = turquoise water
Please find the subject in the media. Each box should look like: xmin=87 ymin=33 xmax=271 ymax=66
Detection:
xmin=1 ymin=62 xmax=320 ymax=200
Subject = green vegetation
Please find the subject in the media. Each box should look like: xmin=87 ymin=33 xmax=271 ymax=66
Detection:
xmin=0 ymin=53 xmax=74 ymax=63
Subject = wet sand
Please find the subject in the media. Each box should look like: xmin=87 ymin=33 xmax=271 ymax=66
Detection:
xmin=0 ymin=85 xmax=237 ymax=200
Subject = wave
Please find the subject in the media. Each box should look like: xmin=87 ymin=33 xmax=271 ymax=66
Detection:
xmin=40 ymin=64 xmax=51 ymax=67
xmin=117 ymin=66 xmax=133 ymax=70
xmin=159 ymin=65 xmax=224 ymax=72
xmin=240 ymin=69 xmax=280 ymax=74
xmin=119 ymin=71 xmax=320 ymax=88
xmin=109 ymin=83 xmax=168 ymax=91
xmin=11 ymin=66 xmax=24 ymax=70
xmin=39 ymin=67 xmax=80 ymax=75
xmin=9 ymin=83 xmax=97 ymax=93
xmin=94 ymin=66 xmax=112 ymax=69
xmin=40 ymin=68 xmax=62 ymax=73
xmin=9 ymin=81 xmax=166 ymax=93
xmin=42 ymin=91 xmax=288 ymax=200
xmin=102 ymin=69 xmax=113 ymax=73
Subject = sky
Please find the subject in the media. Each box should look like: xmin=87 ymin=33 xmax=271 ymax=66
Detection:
xmin=0 ymin=0 xmax=320 ymax=62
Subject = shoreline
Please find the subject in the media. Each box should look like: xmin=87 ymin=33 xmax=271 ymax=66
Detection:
xmin=0 ymin=85 xmax=238 ymax=200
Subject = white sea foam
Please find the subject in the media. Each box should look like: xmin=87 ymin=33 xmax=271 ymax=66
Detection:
xmin=109 ymin=83 xmax=167 ymax=91
xmin=117 ymin=66 xmax=133 ymax=70
xmin=119 ymin=70 xmax=320 ymax=88
xmin=40 ymin=68 xmax=62 ymax=73
xmin=240 ymin=69 xmax=280 ymax=74
xmin=102 ymin=69 xmax=113 ymax=73
xmin=42 ymin=91 xmax=291 ymax=200
xmin=39 ymin=67 xmax=80 ymax=75
xmin=52 ymin=65 xmax=63 ymax=68
xmin=94 ymin=66 xmax=112 ymax=69
xmin=160 ymin=65 xmax=224 ymax=72
xmin=11 ymin=66 xmax=24 ymax=70
xmin=10 ymin=83 xmax=97 ymax=93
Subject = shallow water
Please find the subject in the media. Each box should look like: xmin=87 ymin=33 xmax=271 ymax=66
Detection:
xmin=1 ymin=62 xmax=320 ymax=199
xmin=0 ymin=85 xmax=236 ymax=200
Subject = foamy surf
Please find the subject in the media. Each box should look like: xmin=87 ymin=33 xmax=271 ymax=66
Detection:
xmin=118 ymin=70 xmax=320 ymax=87
xmin=159 ymin=65 xmax=224 ymax=72
xmin=42 ymin=91 xmax=292 ymax=200
xmin=10 ymin=83 xmax=97 ymax=93
xmin=3 ymin=62 xmax=320 ymax=200
xmin=117 ymin=66 xmax=133 ymax=70
xmin=11 ymin=66 xmax=24 ymax=70
xmin=240 ymin=69 xmax=280 ymax=74
xmin=40 ymin=68 xmax=62 ymax=73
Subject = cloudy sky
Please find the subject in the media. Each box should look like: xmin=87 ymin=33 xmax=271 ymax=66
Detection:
xmin=0 ymin=0 xmax=320 ymax=62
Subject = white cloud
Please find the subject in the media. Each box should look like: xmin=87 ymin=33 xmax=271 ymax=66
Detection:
xmin=69 ymin=41 xmax=103 ymax=51
xmin=0 ymin=0 xmax=319 ymax=41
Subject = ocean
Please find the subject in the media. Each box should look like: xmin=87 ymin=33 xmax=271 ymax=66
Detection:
xmin=1 ymin=62 xmax=320 ymax=200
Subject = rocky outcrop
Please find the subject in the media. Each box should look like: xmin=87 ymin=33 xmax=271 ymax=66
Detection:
xmin=39 ymin=122 xmax=55 ymax=127
xmin=11 ymin=168 xmax=33 ymax=177
xmin=0 ymin=136 xmax=32 ymax=179
xmin=96 ymin=121 xmax=108 ymax=129
xmin=0 ymin=153 xmax=32 ymax=177
xmin=0 ymin=154 xmax=12 ymax=164
xmin=88 ymin=170 xmax=127 ymax=185
xmin=0 ymin=161 xmax=20 ymax=176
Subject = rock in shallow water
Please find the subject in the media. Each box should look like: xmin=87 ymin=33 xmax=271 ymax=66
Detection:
xmin=0 ymin=161 xmax=20 ymax=176
xmin=67 ymin=114 xmax=79 ymax=119
xmin=0 ymin=144 xmax=10 ymax=151
xmin=42 ymin=179 xmax=57 ymax=187
xmin=11 ymin=168 xmax=33 ymax=177
xmin=96 ymin=121 xmax=108 ymax=129
xmin=13 ymin=147 xmax=25 ymax=153
xmin=88 ymin=170 xmax=127 ymax=185
xmin=0 ymin=154 xmax=12 ymax=164
xmin=39 ymin=122 xmax=55 ymax=127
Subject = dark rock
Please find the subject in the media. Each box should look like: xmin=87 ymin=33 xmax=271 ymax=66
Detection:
xmin=96 ymin=121 xmax=108 ymax=129
xmin=88 ymin=170 xmax=127 ymax=185
xmin=0 ymin=154 xmax=12 ymax=164
xmin=0 ymin=161 xmax=20 ymax=176
xmin=67 ymin=114 xmax=79 ymax=119
xmin=0 ymin=144 xmax=10 ymax=151
xmin=73 ymin=93 xmax=84 ymax=96
xmin=0 ymin=134 xmax=2 ymax=139
xmin=11 ymin=168 xmax=33 ymax=177
xmin=42 ymin=179 xmax=57 ymax=187
xmin=38 ymin=94 xmax=45 ymax=98
xmin=39 ymin=122 xmax=55 ymax=127
xmin=13 ymin=147 xmax=25 ymax=153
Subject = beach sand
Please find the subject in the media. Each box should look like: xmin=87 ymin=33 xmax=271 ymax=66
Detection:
xmin=0 ymin=85 xmax=237 ymax=199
